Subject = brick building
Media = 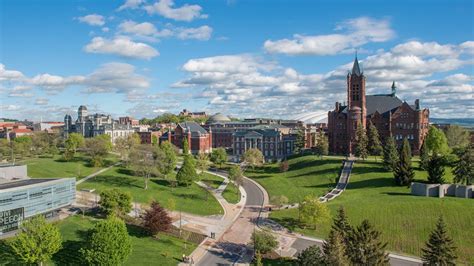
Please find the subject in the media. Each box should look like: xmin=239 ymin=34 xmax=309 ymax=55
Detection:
xmin=328 ymin=56 xmax=429 ymax=155
xmin=168 ymin=121 xmax=212 ymax=154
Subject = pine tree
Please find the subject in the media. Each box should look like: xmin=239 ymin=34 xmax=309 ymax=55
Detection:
xmin=453 ymin=145 xmax=473 ymax=185
xmin=297 ymin=245 xmax=325 ymax=266
xmin=355 ymin=124 xmax=368 ymax=160
xmin=427 ymin=155 xmax=445 ymax=184
xmin=420 ymin=141 xmax=430 ymax=170
xmin=347 ymin=220 xmax=389 ymax=265
xmin=323 ymin=230 xmax=349 ymax=266
xmin=294 ymin=129 xmax=306 ymax=153
xmin=368 ymin=121 xmax=383 ymax=161
xmin=176 ymin=155 xmax=196 ymax=186
xmin=383 ymin=136 xmax=399 ymax=172
xmin=422 ymin=216 xmax=457 ymax=265
xmin=393 ymin=138 xmax=414 ymax=186
xmin=182 ymin=138 xmax=189 ymax=154
xmin=331 ymin=206 xmax=351 ymax=245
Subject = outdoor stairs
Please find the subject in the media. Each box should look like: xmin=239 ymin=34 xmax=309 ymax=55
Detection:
xmin=319 ymin=160 xmax=354 ymax=203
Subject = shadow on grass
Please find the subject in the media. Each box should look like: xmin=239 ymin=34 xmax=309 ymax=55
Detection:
xmin=269 ymin=216 xmax=304 ymax=232
xmin=126 ymin=223 xmax=150 ymax=238
xmin=0 ymin=241 xmax=23 ymax=265
xmin=290 ymin=168 xmax=340 ymax=179
xmin=382 ymin=192 xmax=412 ymax=196
xmin=347 ymin=177 xmax=396 ymax=189
xmin=89 ymin=175 xmax=143 ymax=189
xmin=117 ymin=167 xmax=135 ymax=176
xmin=52 ymin=229 xmax=89 ymax=265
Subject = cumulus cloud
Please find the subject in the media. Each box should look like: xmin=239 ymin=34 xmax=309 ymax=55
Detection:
xmin=117 ymin=0 xmax=144 ymax=11
xmin=176 ymin=25 xmax=212 ymax=40
xmin=35 ymin=97 xmax=49 ymax=105
xmin=391 ymin=41 xmax=457 ymax=57
xmin=144 ymin=0 xmax=207 ymax=21
xmin=0 ymin=64 xmax=24 ymax=81
xmin=118 ymin=20 xmax=212 ymax=41
xmin=264 ymin=17 xmax=395 ymax=55
xmin=8 ymin=85 xmax=33 ymax=98
xmin=78 ymin=14 xmax=105 ymax=26
xmin=84 ymin=36 xmax=159 ymax=59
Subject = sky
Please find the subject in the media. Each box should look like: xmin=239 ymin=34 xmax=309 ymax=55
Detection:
xmin=0 ymin=0 xmax=473 ymax=122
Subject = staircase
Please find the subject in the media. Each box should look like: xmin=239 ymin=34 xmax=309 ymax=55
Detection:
xmin=319 ymin=160 xmax=354 ymax=202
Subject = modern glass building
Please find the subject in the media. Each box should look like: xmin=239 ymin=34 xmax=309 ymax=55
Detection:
xmin=0 ymin=178 xmax=76 ymax=236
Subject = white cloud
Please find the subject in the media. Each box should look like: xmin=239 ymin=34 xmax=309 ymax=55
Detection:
xmin=459 ymin=41 xmax=474 ymax=55
xmin=176 ymin=25 xmax=212 ymax=40
xmin=119 ymin=20 xmax=159 ymax=36
xmin=102 ymin=27 xmax=110 ymax=32
xmin=84 ymin=36 xmax=159 ymax=59
xmin=30 ymin=74 xmax=85 ymax=93
xmin=117 ymin=0 xmax=144 ymax=11
xmin=78 ymin=14 xmax=105 ymax=26
xmin=35 ymin=97 xmax=49 ymax=105
xmin=0 ymin=64 xmax=24 ymax=81
xmin=391 ymin=41 xmax=457 ymax=57
xmin=264 ymin=17 xmax=395 ymax=55
xmin=8 ymin=85 xmax=33 ymax=98
xmin=144 ymin=0 xmax=207 ymax=21
xmin=84 ymin=62 xmax=150 ymax=93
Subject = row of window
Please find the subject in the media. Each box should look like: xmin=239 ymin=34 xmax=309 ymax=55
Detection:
xmin=395 ymin=134 xmax=416 ymax=140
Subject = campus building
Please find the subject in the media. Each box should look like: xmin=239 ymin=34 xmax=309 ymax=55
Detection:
xmin=162 ymin=121 xmax=212 ymax=154
xmin=327 ymin=56 xmax=430 ymax=155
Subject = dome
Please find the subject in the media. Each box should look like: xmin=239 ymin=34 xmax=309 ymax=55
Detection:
xmin=207 ymin=113 xmax=231 ymax=124
xmin=78 ymin=105 xmax=87 ymax=111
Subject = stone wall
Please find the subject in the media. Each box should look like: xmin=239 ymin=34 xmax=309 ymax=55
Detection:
xmin=0 ymin=164 xmax=28 ymax=180
xmin=411 ymin=182 xmax=473 ymax=199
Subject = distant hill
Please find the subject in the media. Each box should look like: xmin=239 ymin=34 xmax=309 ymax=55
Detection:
xmin=431 ymin=118 xmax=474 ymax=129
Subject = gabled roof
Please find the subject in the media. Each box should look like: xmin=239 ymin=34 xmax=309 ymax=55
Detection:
xmin=178 ymin=121 xmax=208 ymax=135
xmin=366 ymin=95 xmax=404 ymax=116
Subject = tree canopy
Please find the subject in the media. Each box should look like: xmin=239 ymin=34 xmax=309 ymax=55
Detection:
xmin=176 ymin=155 xmax=197 ymax=186
xmin=425 ymin=126 xmax=451 ymax=155
xmin=99 ymin=188 xmax=132 ymax=216
xmin=210 ymin=148 xmax=227 ymax=167
xmin=242 ymin=148 xmax=264 ymax=169
xmin=393 ymin=138 xmax=414 ymax=186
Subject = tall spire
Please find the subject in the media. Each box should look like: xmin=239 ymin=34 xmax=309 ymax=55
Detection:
xmin=391 ymin=81 xmax=396 ymax=96
xmin=351 ymin=53 xmax=361 ymax=76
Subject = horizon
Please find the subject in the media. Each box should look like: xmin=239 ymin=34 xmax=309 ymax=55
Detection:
xmin=1 ymin=0 xmax=473 ymax=121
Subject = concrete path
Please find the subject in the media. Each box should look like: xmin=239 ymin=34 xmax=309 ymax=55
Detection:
xmin=319 ymin=159 xmax=354 ymax=202
xmin=76 ymin=162 xmax=121 ymax=185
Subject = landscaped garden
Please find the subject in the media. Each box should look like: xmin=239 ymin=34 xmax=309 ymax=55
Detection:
xmin=77 ymin=166 xmax=224 ymax=216
xmin=265 ymin=158 xmax=473 ymax=264
xmin=222 ymin=182 xmax=240 ymax=204
xmin=21 ymin=153 xmax=118 ymax=179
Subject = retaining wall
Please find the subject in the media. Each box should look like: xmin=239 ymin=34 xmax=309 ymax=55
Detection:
xmin=0 ymin=165 xmax=28 ymax=180
xmin=411 ymin=182 xmax=473 ymax=199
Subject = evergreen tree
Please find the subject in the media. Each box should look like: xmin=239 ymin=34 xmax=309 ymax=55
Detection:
xmin=383 ymin=136 xmax=399 ymax=172
xmin=331 ymin=207 xmax=351 ymax=244
xmin=368 ymin=121 xmax=383 ymax=161
xmin=323 ymin=230 xmax=349 ymax=266
xmin=176 ymin=155 xmax=196 ymax=186
xmin=182 ymin=137 xmax=189 ymax=154
xmin=297 ymin=245 xmax=325 ymax=266
xmin=347 ymin=220 xmax=389 ymax=265
xmin=355 ymin=124 xmax=368 ymax=160
xmin=422 ymin=216 xmax=457 ymax=265
xmin=419 ymin=141 xmax=430 ymax=170
xmin=452 ymin=145 xmax=473 ymax=185
xmin=393 ymin=138 xmax=414 ymax=186
xmin=427 ymin=155 xmax=446 ymax=184
xmin=294 ymin=129 xmax=306 ymax=153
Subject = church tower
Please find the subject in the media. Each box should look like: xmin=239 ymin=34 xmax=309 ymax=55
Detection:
xmin=346 ymin=55 xmax=366 ymax=155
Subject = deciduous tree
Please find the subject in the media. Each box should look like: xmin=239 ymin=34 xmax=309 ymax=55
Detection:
xmin=315 ymin=134 xmax=329 ymax=158
xmin=294 ymin=129 xmax=305 ymax=153
xmin=299 ymin=195 xmax=330 ymax=230
xmin=383 ymin=136 xmax=399 ymax=172
xmin=279 ymin=159 xmax=289 ymax=172
xmin=159 ymin=141 xmax=177 ymax=176
xmin=8 ymin=215 xmax=62 ymax=266
xmin=422 ymin=216 xmax=457 ymax=265
xmin=129 ymin=146 xmax=159 ymax=190
xmin=445 ymin=125 xmax=470 ymax=151
xmin=99 ymin=189 xmax=132 ymax=216
xmin=393 ymin=138 xmax=414 ymax=186
xmin=143 ymin=201 xmax=172 ymax=236
xmin=242 ymin=148 xmax=264 ymax=169
xmin=210 ymin=148 xmax=227 ymax=168
xmin=64 ymin=133 xmax=85 ymax=160
xmin=84 ymin=134 xmax=112 ymax=167
xmin=251 ymin=229 xmax=278 ymax=254
xmin=81 ymin=216 xmax=132 ymax=266
xmin=425 ymin=126 xmax=451 ymax=156
xmin=195 ymin=152 xmax=211 ymax=177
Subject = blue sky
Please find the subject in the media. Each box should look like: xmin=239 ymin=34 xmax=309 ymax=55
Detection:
xmin=1 ymin=0 xmax=473 ymax=122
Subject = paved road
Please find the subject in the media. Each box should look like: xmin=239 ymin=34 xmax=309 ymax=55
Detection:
xmin=197 ymin=177 xmax=265 ymax=266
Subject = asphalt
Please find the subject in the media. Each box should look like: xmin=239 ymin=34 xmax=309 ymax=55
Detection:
xmin=197 ymin=175 xmax=264 ymax=266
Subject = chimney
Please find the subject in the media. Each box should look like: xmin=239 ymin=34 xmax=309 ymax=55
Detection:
xmin=335 ymin=102 xmax=340 ymax=112
xmin=415 ymin=99 xmax=420 ymax=110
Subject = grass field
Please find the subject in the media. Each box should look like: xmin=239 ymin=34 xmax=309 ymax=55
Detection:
xmin=201 ymin=172 xmax=224 ymax=189
xmin=245 ymin=155 xmax=343 ymax=203
xmin=268 ymin=159 xmax=473 ymax=264
xmin=21 ymin=153 xmax=118 ymax=179
xmin=222 ymin=182 xmax=240 ymax=204
xmin=78 ymin=166 xmax=223 ymax=216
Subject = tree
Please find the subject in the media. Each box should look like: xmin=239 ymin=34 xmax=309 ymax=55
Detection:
xmin=129 ymin=146 xmax=159 ymax=190
xmin=383 ymin=136 xmax=399 ymax=172
xmin=8 ymin=215 xmax=62 ymax=266
xmin=354 ymin=124 xmax=368 ymax=160
xmin=242 ymin=148 xmax=264 ymax=169
xmin=270 ymin=195 xmax=289 ymax=207
xmin=228 ymin=165 xmax=243 ymax=182
xmin=393 ymin=138 xmax=414 ymax=186
xmin=347 ymin=220 xmax=389 ymax=265
xmin=420 ymin=141 xmax=430 ymax=170
xmin=195 ymin=152 xmax=211 ymax=177
xmin=279 ymin=159 xmax=289 ymax=172
xmin=81 ymin=216 xmax=132 ymax=266
xmin=176 ymin=155 xmax=197 ymax=186
xmin=151 ymin=135 xmax=158 ymax=145
xmin=323 ymin=230 xmax=349 ymax=266
xmin=422 ymin=216 xmax=457 ymax=265
xmin=427 ymin=155 xmax=446 ymax=184
xmin=425 ymin=126 xmax=451 ymax=156
xmin=251 ymin=229 xmax=278 ymax=254
xmin=331 ymin=206 xmax=352 ymax=245
xmin=13 ymin=136 xmax=32 ymax=159
xmin=182 ymin=138 xmax=189 ymax=155
xmin=315 ymin=134 xmax=329 ymax=158
xmin=367 ymin=121 xmax=383 ymax=161
xmin=210 ymin=148 xmax=227 ymax=168
xmin=114 ymin=133 xmax=140 ymax=163
xmin=299 ymin=195 xmax=330 ymax=230
xmin=143 ymin=201 xmax=172 ymax=236
xmin=297 ymin=245 xmax=325 ymax=266
xmin=159 ymin=141 xmax=177 ymax=176
xmin=294 ymin=129 xmax=305 ymax=153
xmin=99 ymin=189 xmax=132 ymax=216
xmin=84 ymin=134 xmax=112 ymax=167
xmin=445 ymin=125 xmax=470 ymax=151
xmin=64 ymin=133 xmax=85 ymax=160
xmin=452 ymin=145 xmax=473 ymax=185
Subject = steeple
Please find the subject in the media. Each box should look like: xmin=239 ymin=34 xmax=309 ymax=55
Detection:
xmin=391 ymin=81 xmax=396 ymax=96
xmin=351 ymin=53 xmax=361 ymax=76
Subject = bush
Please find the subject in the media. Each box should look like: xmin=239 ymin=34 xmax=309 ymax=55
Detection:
xmin=279 ymin=160 xmax=289 ymax=172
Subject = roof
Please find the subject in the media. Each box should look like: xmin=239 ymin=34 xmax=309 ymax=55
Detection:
xmin=207 ymin=113 xmax=231 ymax=123
xmin=78 ymin=105 xmax=87 ymax=111
xmin=178 ymin=121 xmax=208 ymax=135
xmin=0 ymin=179 xmax=54 ymax=190
xmin=352 ymin=56 xmax=362 ymax=76
xmin=11 ymin=128 xmax=32 ymax=133
xmin=234 ymin=129 xmax=280 ymax=137
xmin=366 ymin=95 xmax=404 ymax=115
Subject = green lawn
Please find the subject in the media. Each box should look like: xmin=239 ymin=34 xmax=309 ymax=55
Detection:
xmin=222 ymin=182 xmax=240 ymax=204
xmin=78 ymin=166 xmax=223 ymax=216
xmin=201 ymin=172 xmax=224 ymax=189
xmin=245 ymin=155 xmax=343 ymax=203
xmin=55 ymin=215 xmax=195 ymax=266
xmin=269 ymin=160 xmax=473 ymax=264
xmin=21 ymin=153 xmax=118 ymax=179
